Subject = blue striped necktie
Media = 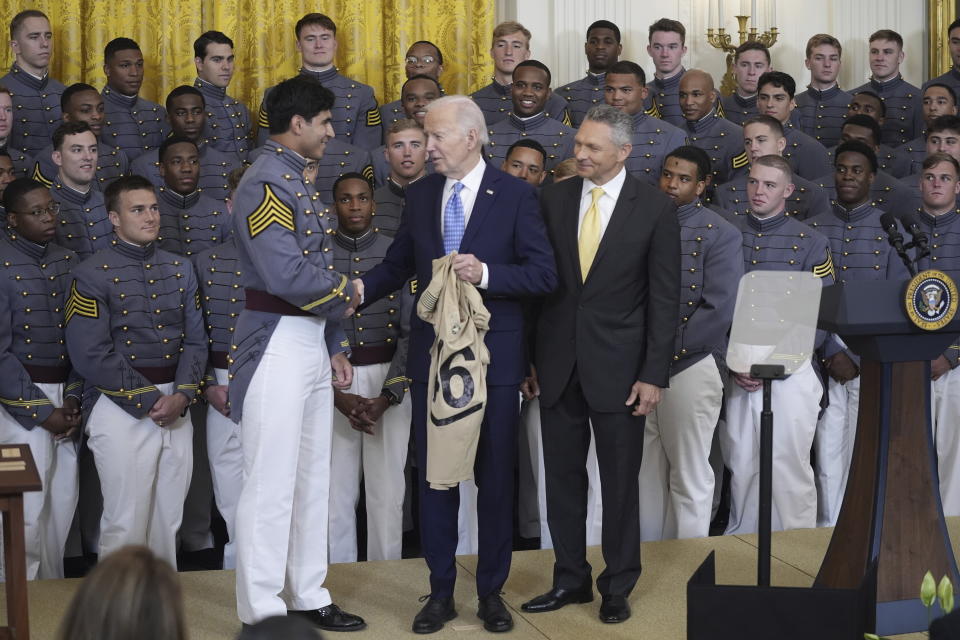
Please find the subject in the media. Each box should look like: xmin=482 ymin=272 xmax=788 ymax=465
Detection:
xmin=443 ymin=181 xmax=466 ymax=254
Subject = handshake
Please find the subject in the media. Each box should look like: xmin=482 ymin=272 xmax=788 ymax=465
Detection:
xmin=344 ymin=279 xmax=364 ymax=318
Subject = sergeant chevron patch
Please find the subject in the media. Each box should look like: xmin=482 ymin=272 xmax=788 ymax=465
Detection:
xmin=247 ymin=184 xmax=295 ymax=237
xmin=64 ymin=281 xmax=99 ymax=323
xmin=813 ymin=250 xmax=835 ymax=279
xmin=731 ymin=151 xmax=749 ymax=169
xmin=362 ymin=164 xmax=375 ymax=182
xmin=366 ymin=107 xmax=382 ymax=127
xmin=257 ymin=104 xmax=269 ymax=129
xmin=31 ymin=163 xmax=52 ymax=187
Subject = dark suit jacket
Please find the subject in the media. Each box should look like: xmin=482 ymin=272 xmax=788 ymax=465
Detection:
xmin=535 ymin=171 xmax=680 ymax=412
xmin=362 ymin=162 xmax=557 ymax=386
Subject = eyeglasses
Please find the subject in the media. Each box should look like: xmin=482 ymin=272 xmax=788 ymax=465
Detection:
xmin=16 ymin=203 xmax=61 ymax=219
xmin=406 ymin=55 xmax=436 ymax=65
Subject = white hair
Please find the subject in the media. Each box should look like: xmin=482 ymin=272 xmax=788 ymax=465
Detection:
xmin=583 ymin=104 xmax=633 ymax=148
xmin=425 ymin=95 xmax=489 ymax=146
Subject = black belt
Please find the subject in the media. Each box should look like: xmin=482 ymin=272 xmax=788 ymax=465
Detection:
xmin=210 ymin=351 xmax=230 ymax=369
xmin=24 ymin=364 xmax=70 ymax=384
xmin=244 ymin=289 xmax=312 ymax=316
xmin=350 ymin=344 xmax=397 ymax=366
xmin=134 ymin=365 xmax=177 ymax=384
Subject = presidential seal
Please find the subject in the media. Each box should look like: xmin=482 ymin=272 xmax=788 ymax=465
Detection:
xmin=904 ymin=269 xmax=959 ymax=331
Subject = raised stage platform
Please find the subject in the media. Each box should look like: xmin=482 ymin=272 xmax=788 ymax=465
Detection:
xmin=15 ymin=520 xmax=959 ymax=639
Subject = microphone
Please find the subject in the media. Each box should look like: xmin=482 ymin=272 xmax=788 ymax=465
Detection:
xmin=880 ymin=211 xmax=916 ymax=276
xmin=902 ymin=213 xmax=931 ymax=264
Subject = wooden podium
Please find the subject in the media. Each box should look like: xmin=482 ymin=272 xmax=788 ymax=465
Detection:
xmin=0 ymin=444 xmax=41 ymax=640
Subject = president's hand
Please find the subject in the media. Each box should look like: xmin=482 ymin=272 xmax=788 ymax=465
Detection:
xmin=453 ymin=253 xmax=484 ymax=285
xmin=343 ymin=279 xmax=363 ymax=318
xmin=625 ymin=381 xmax=662 ymax=416
xmin=331 ymin=352 xmax=353 ymax=390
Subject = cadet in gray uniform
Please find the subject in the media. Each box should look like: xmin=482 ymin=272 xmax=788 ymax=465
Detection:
xmin=229 ymin=76 xmax=364 ymax=631
xmin=556 ymin=20 xmax=622 ymax=127
xmin=371 ymin=75 xmax=438 ymax=187
xmin=30 ymin=83 xmax=129 ymax=191
xmin=904 ymin=85 xmax=959 ymax=175
xmin=638 ymin=146 xmax=742 ymax=541
xmin=374 ymin=119 xmax=428 ymax=236
xmin=757 ymin=72 xmax=832 ymax=180
xmin=485 ymin=60 xmax=575 ymax=173
xmin=501 ymin=138 xmax=547 ymax=188
xmin=794 ymin=34 xmax=852 ymax=148
xmin=604 ymin=60 xmax=686 ymax=186
xmin=924 ymin=18 xmax=960 ymax=98
xmin=193 ymin=31 xmax=253 ymax=163
xmin=645 ymin=18 xmax=688 ymax=127
xmin=48 ymin=122 xmax=112 ymax=259
xmin=0 ymin=85 xmax=31 ymax=177
xmin=0 ymin=151 xmax=16 ymax=214
xmin=100 ymin=38 xmax=168 ymax=161
xmin=715 ymin=115 xmax=830 ymax=220
xmin=65 ymin=175 xmax=206 ymax=568
xmin=922 ymin=115 xmax=960 ymax=173
xmin=379 ymin=41 xmax=444 ymax=138
xmin=680 ymin=70 xmax=748 ymax=188
xmin=721 ymin=42 xmax=771 ymax=126
xmin=0 ymin=178 xmax=80 ymax=579
xmin=804 ymin=141 xmax=909 ymax=527
xmin=130 ymin=86 xmax=240 ymax=202
xmin=852 ymin=30 xmax=921 ymax=147
xmin=256 ymin=14 xmax=380 ymax=150
xmin=154 ymin=136 xmax=228 ymax=259
xmin=2 ymin=11 xmax=64 ymax=160
xmin=845 ymin=92 xmax=911 ymax=178
xmin=471 ymin=21 xmax=569 ymax=126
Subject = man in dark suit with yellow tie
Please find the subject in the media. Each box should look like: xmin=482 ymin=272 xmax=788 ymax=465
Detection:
xmin=523 ymin=103 xmax=680 ymax=623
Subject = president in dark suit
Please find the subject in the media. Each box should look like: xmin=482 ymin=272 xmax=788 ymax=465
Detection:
xmin=357 ymin=95 xmax=557 ymax=634
xmin=522 ymin=104 xmax=680 ymax=623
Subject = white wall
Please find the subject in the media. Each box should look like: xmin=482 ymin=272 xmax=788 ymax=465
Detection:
xmin=496 ymin=0 xmax=927 ymax=92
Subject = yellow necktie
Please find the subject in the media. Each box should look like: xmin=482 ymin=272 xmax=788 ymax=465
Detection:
xmin=578 ymin=187 xmax=604 ymax=281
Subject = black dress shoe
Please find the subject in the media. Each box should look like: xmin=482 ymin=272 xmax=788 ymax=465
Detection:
xmin=288 ymin=604 xmax=367 ymax=632
xmin=598 ymin=595 xmax=631 ymax=623
xmin=412 ymin=596 xmax=457 ymax=634
xmin=520 ymin=585 xmax=594 ymax=612
xmin=477 ymin=594 xmax=513 ymax=632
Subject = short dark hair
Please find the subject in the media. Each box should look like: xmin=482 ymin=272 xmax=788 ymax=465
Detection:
xmin=159 ymin=135 xmax=198 ymax=163
xmin=104 ymin=175 xmax=156 ymax=214
xmin=742 ymin=114 xmax=784 ymax=136
xmin=295 ymin=13 xmax=336 ymax=39
xmin=332 ymin=171 xmax=373 ymax=198
xmin=852 ymin=90 xmax=887 ymax=118
xmin=514 ymin=60 xmax=551 ymax=87
xmin=104 ymin=37 xmax=141 ymax=63
xmin=948 ymin=18 xmax=960 ymax=36
xmin=10 ymin=10 xmax=47 ymax=40
xmin=606 ymin=60 xmax=646 ymax=87
xmin=664 ymin=145 xmax=711 ymax=182
xmin=869 ymin=29 xmax=903 ymax=48
xmin=587 ymin=20 xmax=621 ymax=43
xmin=505 ymin=138 xmax=547 ymax=168
xmin=165 ymin=85 xmax=205 ymax=112
xmin=53 ymin=121 xmax=95 ymax=151
xmin=60 ymin=82 xmax=99 ymax=112
xmin=834 ymin=140 xmax=878 ymax=174
xmin=734 ymin=40 xmax=770 ymax=65
xmin=3 ymin=177 xmax=47 ymax=213
xmin=402 ymin=74 xmax=441 ymax=94
xmin=648 ymin=18 xmax=685 ymax=44
xmin=409 ymin=40 xmax=443 ymax=65
xmin=842 ymin=114 xmax=882 ymax=147
xmin=922 ymin=152 xmax=960 ymax=175
xmin=265 ymin=76 xmax=335 ymax=134
xmin=193 ymin=30 xmax=234 ymax=59
xmin=928 ymin=114 xmax=960 ymax=137
xmin=925 ymin=82 xmax=958 ymax=107
xmin=757 ymin=71 xmax=796 ymax=99
xmin=0 ymin=149 xmax=10 ymax=161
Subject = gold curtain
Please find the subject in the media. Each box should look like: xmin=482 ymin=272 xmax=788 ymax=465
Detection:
xmin=2 ymin=0 xmax=494 ymax=113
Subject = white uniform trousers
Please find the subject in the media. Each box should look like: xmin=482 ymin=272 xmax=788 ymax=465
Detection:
xmin=86 ymin=381 xmax=193 ymax=567
xmin=0 ymin=382 xmax=78 ymax=579
xmin=933 ymin=367 xmax=960 ymax=516
xmin=235 ymin=316 xmax=333 ymax=624
xmin=328 ymin=361 xmax=411 ymax=563
xmin=721 ymin=362 xmax=821 ymax=534
xmin=814 ymin=375 xmax=861 ymax=527
xmin=639 ymin=356 xmax=723 ymax=540
xmin=207 ymin=368 xmax=243 ymax=569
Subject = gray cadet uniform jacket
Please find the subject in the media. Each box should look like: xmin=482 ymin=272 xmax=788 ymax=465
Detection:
xmin=671 ymin=201 xmax=743 ymax=376
xmin=0 ymin=230 xmax=81 ymax=428
xmin=485 ymin=112 xmax=575 ymax=173
xmin=226 ymin=140 xmax=351 ymax=423
xmin=471 ymin=80 xmax=570 ymax=126
xmin=194 ymin=78 xmax=253 ymax=163
xmin=794 ymin=85 xmax=853 ymax=149
xmin=714 ymin=172 xmax=831 ymax=221
xmin=783 ymin=122 xmax=833 ymax=180
xmin=100 ymin=87 xmax=169 ymax=161
xmin=556 ymin=72 xmax=608 ymax=127
xmin=684 ymin=109 xmax=749 ymax=186
xmin=646 ymin=68 xmax=686 ymax=127
xmin=155 ymin=187 xmax=228 ymax=260
xmin=373 ymin=178 xmax=411 ymax=237
xmin=925 ymin=68 xmax=960 ymax=103
xmin=721 ymin=93 xmax=759 ymax=127
xmin=333 ymin=228 xmax=411 ymax=403
xmin=902 ymin=135 xmax=928 ymax=176
xmin=914 ymin=208 xmax=960 ymax=366
xmin=625 ymin=111 xmax=687 ymax=186
xmin=1 ymin=64 xmax=65 ymax=159
xmin=192 ymin=237 xmax=245 ymax=376
xmin=129 ymin=143 xmax=241 ymax=203
xmin=256 ymin=68 xmax=381 ymax=150
xmin=50 ymin=178 xmax=112 ymax=260
xmin=30 ymin=142 xmax=129 ymax=192
xmin=852 ymin=75 xmax=921 ymax=147
xmin=64 ymin=235 xmax=207 ymax=418
xmin=1 ymin=143 xmax=31 ymax=178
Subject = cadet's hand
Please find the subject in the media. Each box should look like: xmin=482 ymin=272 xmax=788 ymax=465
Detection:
xmin=732 ymin=372 xmax=762 ymax=392
xmin=55 ymin=396 xmax=82 ymax=441
xmin=343 ymin=280 xmax=362 ymax=318
xmin=453 ymin=253 xmax=484 ymax=285
xmin=204 ymin=385 xmax=230 ymax=417
xmin=826 ymin=351 xmax=859 ymax=384
xmin=625 ymin=381 xmax=662 ymax=416
xmin=40 ymin=408 xmax=80 ymax=436
xmin=149 ymin=393 xmax=189 ymax=427
xmin=932 ymin=354 xmax=952 ymax=381
xmin=520 ymin=365 xmax=540 ymax=401
xmin=334 ymin=390 xmax=365 ymax=419
xmin=355 ymin=395 xmax=391 ymax=433
xmin=331 ymin=352 xmax=353 ymax=390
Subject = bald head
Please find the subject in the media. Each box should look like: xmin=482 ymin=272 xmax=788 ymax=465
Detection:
xmin=679 ymin=69 xmax=717 ymax=122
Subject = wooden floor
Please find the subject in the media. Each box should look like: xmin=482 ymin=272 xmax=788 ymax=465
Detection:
xmin=15 ymin=521 xmax=958 ymax=639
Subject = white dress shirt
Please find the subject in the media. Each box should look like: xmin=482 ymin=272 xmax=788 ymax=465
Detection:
xmin=441 ymin=156 xmax=489 ymax=288
xmin=577 ymin=166 xmax=627 ymax=239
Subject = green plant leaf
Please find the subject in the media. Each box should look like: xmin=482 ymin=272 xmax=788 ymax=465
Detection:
xmin=939 ymin=575 xmax=955 ymax=613
xmin=922 ymin=571 xmax=937 ymax=607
